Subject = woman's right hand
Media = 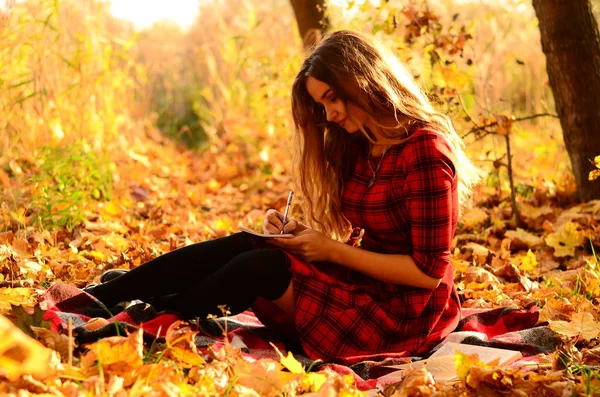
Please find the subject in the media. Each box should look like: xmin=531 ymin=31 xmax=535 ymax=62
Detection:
xmin=263 ymin=209 xmax=299 ymax=235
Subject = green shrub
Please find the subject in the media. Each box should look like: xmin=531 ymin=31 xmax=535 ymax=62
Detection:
xmin=28 ymin=142 xmax=113 ymax=231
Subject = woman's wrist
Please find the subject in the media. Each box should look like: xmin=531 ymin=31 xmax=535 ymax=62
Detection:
xmin=324 ymin=239 xmax=344 ymax=263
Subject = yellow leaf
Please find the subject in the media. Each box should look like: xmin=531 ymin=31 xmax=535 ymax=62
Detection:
xmin=545 ymin=221 xmax=585 ymax=257
xmin=0 ymin=315 xmax=59 ymax=381
xmin=81 ymin=250 xmax=106 ymax=263
xmin=167 ymin=346 xmax=205 ymax=368
xmin=548 ymin=312 xmax=600 ymax=341
xmin=590 ymin=169 xmax=600 ymax=181
xmin=280 ymin=351 xmax=305 ymax=374
xmin=454 ymin=351 xmax=484 ymax=382
xmin=0 ymin=288 xmax=37 ymax=315
xmin=81 ymin=329 xmax=144 ymax=376
xmin=272 ymin=343 xmax=305 ymax=374
xmin=207 ymin=178 xmax=222 ymax=193
xmin=299 ymin=372 xmax=328 ymax=392
xmin=102 ymin=200 xmax=121 ymax=216
xmin=164 ymin=321 xmax=205 ymax=368
xmin=518 ymin=249 xmax=538 ymax=273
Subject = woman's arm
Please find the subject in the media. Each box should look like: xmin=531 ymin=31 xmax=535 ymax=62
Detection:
xmin=271 ymin=229 xmax=441 ymax=289
xmin=326 ymin=240 xmax=441 ymax=289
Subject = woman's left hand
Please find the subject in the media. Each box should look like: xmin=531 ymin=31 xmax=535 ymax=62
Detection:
xmin=269 ymin=229 xmax=335 ymax=263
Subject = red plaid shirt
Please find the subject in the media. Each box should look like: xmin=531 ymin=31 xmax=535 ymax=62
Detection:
xmin=255 ymin=129 xmax=461 ymax=361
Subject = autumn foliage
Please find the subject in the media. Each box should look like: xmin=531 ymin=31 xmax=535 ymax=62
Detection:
xmin=1 ymin=0 xmax=599 ymax=395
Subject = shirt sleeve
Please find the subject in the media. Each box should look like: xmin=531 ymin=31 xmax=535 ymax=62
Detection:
xmin=403 ymin=137 xmax=457 ymax=280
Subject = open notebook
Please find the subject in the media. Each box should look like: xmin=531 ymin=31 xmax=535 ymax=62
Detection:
xmin=378 ymin=342 xmax=523 ymax=384
xmin=239 ymin=226 xmax=294 ymax=238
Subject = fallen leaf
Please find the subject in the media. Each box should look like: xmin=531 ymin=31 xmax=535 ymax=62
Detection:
xmin=538 ymin=298 xmax=576 ymax=324
xmin=0 ymin=288 xmax=37 ymax=315
xmin=505 ymin=229 xmax=544 ymax=249
xmin=517 ymin=249 xmax=538 ymax=273
xmin=545 ymin=221 xmax=585 ymax=257
xmin=31 ymin=326 xmax=74 ymax=361
xmin=589 ymin=156 xmax=600 ymax=181
xmin=462 ymin=207 xmax=489 ymax=230
xmin=519 ymin=203 xmax=554 ymax=220
xmin=278 ymin=350 xmax=305 ymax=374
xmin=235 ymin=358 xmax=285 ymax=396
xmin=0 ymin=314 xmax=59 ymax=381
xmin=164 ymin=321 xmax=206 ymax=368
xmin=81 ymin=329 xmax=144 ymax=381
xmin=548 ymin=312 xmax=600 ymax=341
xmin=394 ymin=367 xmax=437 ymax=397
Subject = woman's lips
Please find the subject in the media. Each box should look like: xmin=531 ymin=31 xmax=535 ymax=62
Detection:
xmin=338 ymin=118 xmax=347 ymax=128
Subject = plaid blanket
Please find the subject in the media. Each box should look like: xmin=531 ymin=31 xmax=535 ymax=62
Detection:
xmin=40 ymin=283 xmax=559 ymax=391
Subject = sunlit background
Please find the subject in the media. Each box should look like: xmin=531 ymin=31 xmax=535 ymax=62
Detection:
xmin=2 ymin=0 xmax=589 ymax=236
xmin=110 ymin=0 xmax=199 ymax=30
xmin=107 ymin=0 xmax=532 ymax=31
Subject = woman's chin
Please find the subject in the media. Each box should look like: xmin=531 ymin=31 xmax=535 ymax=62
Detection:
xmin=344 ymin=124 xmax=359 ymax=134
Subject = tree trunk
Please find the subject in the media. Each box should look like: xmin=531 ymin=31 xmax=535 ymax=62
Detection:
xmin=289 ymin=0 xmax=328 ymax=51
xmin=533 ymin=0 xmax=600 ymax=201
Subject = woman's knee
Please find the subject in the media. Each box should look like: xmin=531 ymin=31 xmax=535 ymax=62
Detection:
xmin=235 ymin=249 xmax=288 ymax=273
xmin=228 ymin=249 xmax=291 ymax=298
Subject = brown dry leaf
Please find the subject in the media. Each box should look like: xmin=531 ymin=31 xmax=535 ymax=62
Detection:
xmin=0 ymin=169 xmax=11 ymax=188
xmin=466 ymin=366 xmax=511 ymax=392
xmin=463 ymin=266 xmax=500 ymax=284
xmin=461 ymin=207 xmax=489 ymax=230
xmin=391 ymin=367 xmax=437 ymax=397
xmin=548 ymin=312 xmax=600 ymax=341
xmin=545 ymin=221 xmax=585 ymax=257
xmin=30 ymin=326 xmax=74 ymax=361
xmin=504 ymin=229 xmax=544 ymax=250
xmin=519 ymin=203 xmax=554 ymax=220
xmin=11 ymin=237 xmax=31 ymax=257
xmin=582 ymin=345 xmax=600 ymax=365
xmin=495 ymin=114 xmax=513 ymax=136
xmin=0 ymin=231 xmax=14 ymax=245
xmin=164 ymin=321 xmax=206 ymax=368
xmin=0 ymin=315 xmax=59 ymax=381
xmin=81 ymin=329 xmax=144 ymax=381
xmin=463 ymin=242 xmax=493 ymax=265
xmin=538 ymin=298 xmax=576 ymax=323
xmin=235 ymin=358 xmax=285 ymax=397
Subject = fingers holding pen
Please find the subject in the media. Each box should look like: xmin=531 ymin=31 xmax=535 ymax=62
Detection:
xmin=263 ymin=208 xmax=298 ymax=235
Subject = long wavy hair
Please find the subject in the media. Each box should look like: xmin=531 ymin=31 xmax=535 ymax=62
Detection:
xmin=291 ymin=30 xmax=480 ymax=241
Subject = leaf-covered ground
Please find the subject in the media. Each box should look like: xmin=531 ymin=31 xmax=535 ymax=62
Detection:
xmin=1 ymin=130 xmax=600 ymax=396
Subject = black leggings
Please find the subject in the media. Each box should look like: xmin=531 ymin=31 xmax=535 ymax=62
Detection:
xmin=90 ymin=233 xmax=292 ymax=319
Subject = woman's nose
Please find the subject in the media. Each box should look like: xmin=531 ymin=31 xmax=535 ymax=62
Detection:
xmin=325 ymin=107 xmax=337 ymax=122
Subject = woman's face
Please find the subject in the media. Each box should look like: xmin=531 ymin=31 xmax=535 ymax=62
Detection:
xmin=305 ymin=76 xmax=368 ymax=134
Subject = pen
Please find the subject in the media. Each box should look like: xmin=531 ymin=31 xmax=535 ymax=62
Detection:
xmin=281 ymin=191 xmax=294 ymax=234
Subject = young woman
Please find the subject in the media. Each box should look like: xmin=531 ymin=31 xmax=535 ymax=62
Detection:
xmin=84 ymin=30 xmax=480 ymax=361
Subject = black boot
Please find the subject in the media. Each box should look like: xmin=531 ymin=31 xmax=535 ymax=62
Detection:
xmin=100 ymin=269 xmax=128 ymax=283
xmin=82 ymin=269 xmax=128 ymax=297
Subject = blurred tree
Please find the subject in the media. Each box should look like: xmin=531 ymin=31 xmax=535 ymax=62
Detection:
xmin=289 ymin=0 xmax=328 ymax=50
xmin=533 ymin=0 xmax=600 ymax=201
